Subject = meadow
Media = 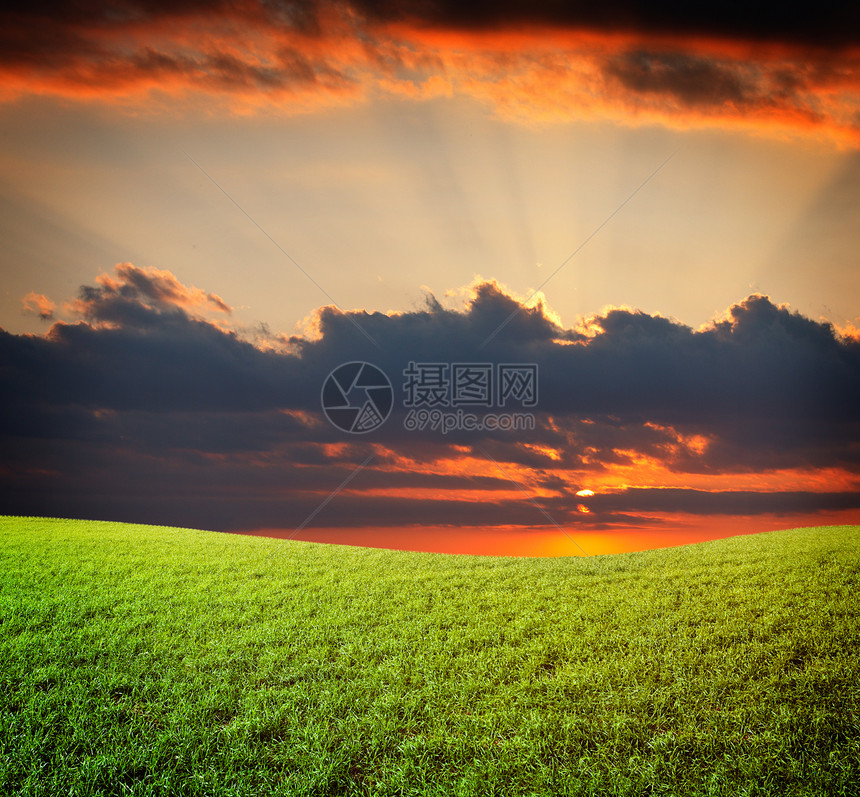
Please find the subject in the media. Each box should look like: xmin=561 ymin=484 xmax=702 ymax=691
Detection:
xmin=1 ymin=516 xmax=857 ymax=796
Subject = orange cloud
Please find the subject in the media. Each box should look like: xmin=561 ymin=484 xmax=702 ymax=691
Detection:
xmin=0 ymin=4 xmax=368 ymax=113
xmin=0 ymin=3 xmax=856 ymax=144
xmin=21 ymin=291 xmax=56 ymax=321
xmin=66 ymin=263 xmax=233 ymax=321
xmin=111 ymin=263 xmax=232 ymax=315
xmin=387 ymin=28 xmax=860 ymax=145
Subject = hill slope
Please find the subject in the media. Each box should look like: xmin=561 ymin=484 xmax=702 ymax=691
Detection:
xmin=1 ymin=517 xmax=858 ymax=796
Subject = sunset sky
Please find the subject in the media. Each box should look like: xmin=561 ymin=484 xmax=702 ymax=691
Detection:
xmin=2 ymin=1 xmax=859 ymax=555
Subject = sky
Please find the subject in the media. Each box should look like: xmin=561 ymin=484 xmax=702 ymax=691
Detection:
xmin=1 ymin=0 xmax=859 ymax=556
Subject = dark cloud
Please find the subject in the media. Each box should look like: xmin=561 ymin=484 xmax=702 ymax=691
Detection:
xmin=352 ymin=0 xmax=860 ymax=48
xmin=583 ymin=488 xmax=860 ymax=517
xmin=605 ymin=51 xmax=749 ymax=108
xmin=2 ymin=268 xmax=859 ymax=532
xmin=77 ymin=263 xmax=232 ymax=318
xmin=3 ymin=1 xmax=856 ymax=48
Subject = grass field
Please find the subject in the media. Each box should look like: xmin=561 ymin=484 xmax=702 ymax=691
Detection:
xmin=1 ymin=517 xmax=858 ymax=796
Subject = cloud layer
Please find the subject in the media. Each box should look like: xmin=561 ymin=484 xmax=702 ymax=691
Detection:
xmin=3 ymin=264 xmax=859 ymax=533
xmin=1 ymin=1 xmax=857 ymax=142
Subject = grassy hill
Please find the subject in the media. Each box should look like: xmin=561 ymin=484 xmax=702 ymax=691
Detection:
xmin=1 ymin=517 xmax=858 ymax=796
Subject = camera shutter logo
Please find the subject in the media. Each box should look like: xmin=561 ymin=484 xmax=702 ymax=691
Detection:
xmin=321 ymin=361 xmax=393 ymax=433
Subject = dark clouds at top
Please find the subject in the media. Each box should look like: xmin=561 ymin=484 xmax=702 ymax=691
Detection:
xmin=2 ymin=265 xmax=859 ymax=532
xmin=353 ymin=0 xmax=860 ymax=47
xmin=4 ymin=1 xmax=857 ymax=47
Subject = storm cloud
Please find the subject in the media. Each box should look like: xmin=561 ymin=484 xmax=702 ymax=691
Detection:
xmin=2 ymin=265 xmax=858 ymax=533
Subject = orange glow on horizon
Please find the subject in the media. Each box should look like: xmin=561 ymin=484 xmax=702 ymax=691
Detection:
xmin=238 ymin=510 xmax=860 ymax=558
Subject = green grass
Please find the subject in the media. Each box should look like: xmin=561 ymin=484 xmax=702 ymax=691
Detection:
xmin=1 ymin=517 xmax=858 ymax=796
